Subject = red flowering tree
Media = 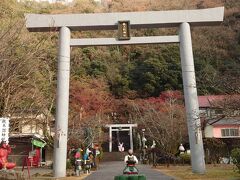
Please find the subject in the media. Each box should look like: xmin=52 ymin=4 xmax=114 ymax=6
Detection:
xmin=68 ymin=78 xmax=114 ymax=147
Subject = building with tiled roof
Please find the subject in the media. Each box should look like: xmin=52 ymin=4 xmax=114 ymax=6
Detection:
xmin=198 ymin=95 xmax=240 ymax=138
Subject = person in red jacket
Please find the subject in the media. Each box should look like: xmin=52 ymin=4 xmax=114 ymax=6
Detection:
xmin=0 ymin=141 xmax=16 ymax=170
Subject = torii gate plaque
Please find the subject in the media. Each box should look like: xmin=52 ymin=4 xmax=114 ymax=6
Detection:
xmin=25 ymin=7 xmax=224 ymax=177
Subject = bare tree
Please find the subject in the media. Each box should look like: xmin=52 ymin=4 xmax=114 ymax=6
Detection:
xmin=0 ymin=15 xmax=57 ymax=143
xmin=130 ymin=96 xmax=188 ymax=154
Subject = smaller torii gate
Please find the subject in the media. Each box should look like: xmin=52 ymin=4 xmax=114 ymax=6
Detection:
xmin=106 ymin=124 xmax=137 ymax=152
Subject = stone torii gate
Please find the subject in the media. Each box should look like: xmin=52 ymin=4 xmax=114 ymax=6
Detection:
xmin=106 ymin=124 xmax=138 ymax=152
xmin=25 ymin=7 xmax=224 ymax=178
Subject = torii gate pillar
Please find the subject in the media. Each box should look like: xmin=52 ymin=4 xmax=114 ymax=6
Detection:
xmin=180 ymin=22 xmax=205 ymax=173
xmin=53 ymin=26 xmax=71 ymax=177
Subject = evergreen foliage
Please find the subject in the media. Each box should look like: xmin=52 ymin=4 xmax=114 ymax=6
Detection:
xmin=231 ymin=148 xmax=240 ymax=173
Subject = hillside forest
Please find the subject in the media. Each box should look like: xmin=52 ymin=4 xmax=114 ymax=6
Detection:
xmin=0 ymin=0 xmax=240 ymax=153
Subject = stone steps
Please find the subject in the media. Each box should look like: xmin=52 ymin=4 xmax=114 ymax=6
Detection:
xmin=101 ymin=152 xmax=127 ymax=162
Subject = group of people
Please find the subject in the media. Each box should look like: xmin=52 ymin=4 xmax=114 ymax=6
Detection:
xmin=69 ymin=145 xmax=101 ymax=176
xmin=69 ymin=144 xmax=140 ymax=176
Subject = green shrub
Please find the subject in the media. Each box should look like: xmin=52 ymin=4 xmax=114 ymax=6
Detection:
xmin=180 ymin=153 xmax=191 ymax=164
xmin=66 ymin=159 xmax=73 ymax=169
xmin=231 ymin=148 xmax=240 ymax=173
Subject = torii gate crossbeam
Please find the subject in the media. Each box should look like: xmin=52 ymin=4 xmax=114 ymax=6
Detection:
xmin=25 ymin=7 xmax=224 ymax=178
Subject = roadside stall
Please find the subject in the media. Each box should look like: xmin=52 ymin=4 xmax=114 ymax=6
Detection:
xmin=9 ymin=133 xmax=49 ymax=167
xmin=28 ymin=138 xmax=46 ymax=167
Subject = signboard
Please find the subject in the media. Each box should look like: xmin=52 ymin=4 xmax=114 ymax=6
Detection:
xmin=0 ymin=118 xmax=10 ymax=144
xmin=118 ymin=21 xmax=131 ymax=40
xmin=31 ymin=139 xmax=46 ymax=148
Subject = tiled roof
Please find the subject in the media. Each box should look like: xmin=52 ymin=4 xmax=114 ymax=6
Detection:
xmin=198 ymin=95 xmax=226 ymax=108
xmin=9 ymin=133 xmax=44 ymax=139
xmin=208 ymin=117 xmax=240 ymax=125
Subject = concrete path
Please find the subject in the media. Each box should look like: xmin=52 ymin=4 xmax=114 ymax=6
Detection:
xmin=84 ymin=161 xmax=175 ymax=180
